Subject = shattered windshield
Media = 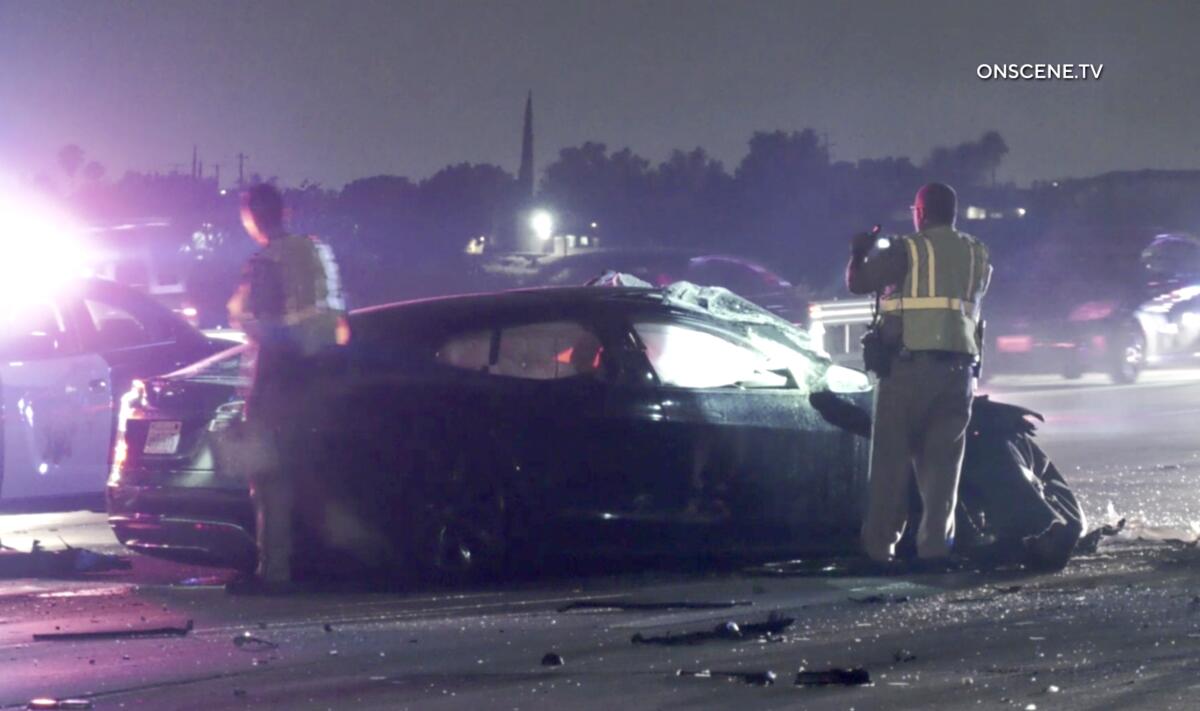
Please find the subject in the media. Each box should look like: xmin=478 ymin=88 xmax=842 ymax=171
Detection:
xmin=657 ymin=281 xmax=868 ymax=393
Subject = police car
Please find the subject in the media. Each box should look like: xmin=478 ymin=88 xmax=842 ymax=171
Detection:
xmin=0 ymin=278 xmax=228 ymax=505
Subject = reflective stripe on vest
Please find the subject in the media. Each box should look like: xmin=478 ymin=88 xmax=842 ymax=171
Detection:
xmin=879 ymin=296 xmax=976 ymax=312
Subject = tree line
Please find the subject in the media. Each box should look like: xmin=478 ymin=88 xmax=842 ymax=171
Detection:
xmin=52 ymin=129 xmax=1013 ymax=306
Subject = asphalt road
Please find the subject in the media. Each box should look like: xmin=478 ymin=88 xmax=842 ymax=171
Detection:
xmin=1 ymin=368 xmax=1199 ymax=710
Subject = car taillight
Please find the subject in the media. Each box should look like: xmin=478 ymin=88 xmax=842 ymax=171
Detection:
xmin=996 ymin=335 xmax=1034 ymax=353
xmin=1069 ymin=300 xmax=1116 ymax=322
xmin=109 ymin=380 xmax=146 ymax=484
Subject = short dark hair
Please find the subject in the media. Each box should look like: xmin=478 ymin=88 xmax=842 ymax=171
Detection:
xmin=242 ymin=183 xmax=284 ymax=230
xmin=918 ymin=182 xmax=957 ymax=225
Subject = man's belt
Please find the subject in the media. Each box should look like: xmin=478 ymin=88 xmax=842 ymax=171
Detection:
xmin=879 ymin=297 xmax=976 ymax=313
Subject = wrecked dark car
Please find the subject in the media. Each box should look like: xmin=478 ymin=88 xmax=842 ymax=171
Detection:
xmin=106 ymin=284 xmax=1081 ymax=580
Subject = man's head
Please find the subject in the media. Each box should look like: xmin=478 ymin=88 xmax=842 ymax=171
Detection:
xmin=240 ymin=183 xmax=285 ymax=246
xmin=912 ymin=182 xmax=957 ymax=231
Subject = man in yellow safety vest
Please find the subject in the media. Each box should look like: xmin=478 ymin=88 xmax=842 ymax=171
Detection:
xmin=226 ymin=183 xmax=349 ymax=593
xmin=846 ymin=182 xmax=991 ymax=564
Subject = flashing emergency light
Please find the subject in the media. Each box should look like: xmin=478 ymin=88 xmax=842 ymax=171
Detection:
xmin=530 ymin=210 xmax=555 ymax=241
xmin=0 ymin=186 xmax=93 ymax=302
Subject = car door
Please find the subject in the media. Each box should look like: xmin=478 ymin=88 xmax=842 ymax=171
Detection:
xmin=0 ymin=297 xmax=113 ymax=500
xmin=627 ymin=317 xmax=862 ymax=548
xmin=69 ymin=281 xmax=211 ymax=399
xmin=427 ymin=317 xmax=633 ymax=518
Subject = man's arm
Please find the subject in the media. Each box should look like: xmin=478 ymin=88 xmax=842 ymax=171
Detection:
xmin=846 ymin=239 xmax=907 ymax=295
xmin=228 ymin=254 xmax=285 ymax=341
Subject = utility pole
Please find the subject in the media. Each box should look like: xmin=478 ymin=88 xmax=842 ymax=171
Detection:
xmin=191 ymin=145 xmax=198 ymax=180
xmin=237 ymin=152 xmax=249 ymax=187
xmin=213 ymin=163 xmax=222 ymax=190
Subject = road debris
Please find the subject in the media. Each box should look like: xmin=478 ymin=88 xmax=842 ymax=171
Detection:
xmin=1 ymin=543 xmax=131 ymax=579
xmin=558 ymin=599 xmax=752 ymax=613
xmin=892 ymin=649 xmax=917 ymax=663
xmin=850 ymin=593 xmax=910 ymax=604
xmin=631 ymin=614 xmax=793 ymax=646
xmin=33 ymin=620 xmax=193 ymax=642
xmin=950 ymin=584 xmax=1027 ymax=604
xmin=1076 ymin=519 xmax=1126 ymax=554
xmin=27 ymin=700 xmax=93 ymax=710
xmin=541 ymin=652 xmax=564 ymax=667
xmin=794 ymin=667 xmax=872 ymax=687
xmin=676 ymin=669 xmax=777 ymax=686
xmin=233 ymin=631 xmax=280 ymax=651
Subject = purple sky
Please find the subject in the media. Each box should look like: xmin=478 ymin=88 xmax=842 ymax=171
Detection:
xmin=2 ymin=0 xmax=1198 ymax=189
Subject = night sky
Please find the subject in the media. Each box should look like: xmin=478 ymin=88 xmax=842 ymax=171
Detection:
xmin=2 ymin=0 xmax=1198 ymax=189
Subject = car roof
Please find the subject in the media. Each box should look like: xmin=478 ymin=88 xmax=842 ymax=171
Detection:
xmin=352 ymin=286 xmax=665 ymax=323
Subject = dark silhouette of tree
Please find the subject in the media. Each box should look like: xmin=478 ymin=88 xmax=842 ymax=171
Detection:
xmin=923 ymin=130 xmax=1009 ymax=187
xmin=83 ymin=161 xmax=106 ymax=182
xmin=541 ymin=142 xmax=654 ymax=245
xmin=419 ymin=162 xmax=516 ymax=255
xmin=57 ymin=144 xmax=85 ymax=182
xmin=649 ymin=147 xmax=734 ymax=248
xmin=732 ymin=129 xmax=834 ymax=279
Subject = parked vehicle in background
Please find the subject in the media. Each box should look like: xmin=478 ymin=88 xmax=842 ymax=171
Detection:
xmin=988 ymin=233 xmax=1200 ymax=383
xmin=487 ymin=248 xmax=812 ymax=326
xmin=0 ymin=278 xmax=230 ymax=506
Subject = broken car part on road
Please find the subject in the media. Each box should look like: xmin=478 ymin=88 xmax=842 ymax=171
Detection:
xmin=631 ymin=615 xmax=794 ymax=646
xmin=676 ymin=669 xmax=778 ymax=686
xmin=558 ymin=599 xmax=752 ymax=613
xmin=32 ymin=619 xmax=193 ymax=642
xmin=795 ymin=667 xmax=872 ymax=687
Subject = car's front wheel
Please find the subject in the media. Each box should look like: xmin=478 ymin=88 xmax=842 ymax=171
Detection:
xmin=1108 ymin=321 xmax=1146 ymax=384
xmin=408 ymin=447 xmax=509 ymax=584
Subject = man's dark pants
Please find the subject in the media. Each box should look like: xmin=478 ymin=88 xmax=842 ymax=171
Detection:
xmin=862 ymin=351 xmax=975 ymax=561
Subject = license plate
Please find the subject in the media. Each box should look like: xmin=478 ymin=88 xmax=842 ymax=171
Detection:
xmin=144 ymin=421 xmax=182 ymax=455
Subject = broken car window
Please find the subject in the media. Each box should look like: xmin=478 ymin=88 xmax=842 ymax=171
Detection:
xmin=435 ymin=321 xmax=605 ymax=381
xmin=633 ymin=321 xmax=789 ymax=389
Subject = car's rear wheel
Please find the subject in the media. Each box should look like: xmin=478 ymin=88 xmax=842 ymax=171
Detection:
xmin=1061 ymin=351 xmax=1084 ymax=380
xmin=409 ymin=447 xmax=508 ymax=584
xmin=1108 ymin=321 xmax=1145 ymax=384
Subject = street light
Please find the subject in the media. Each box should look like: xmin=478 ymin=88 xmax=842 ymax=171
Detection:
xmin=531 ymin=210 xmax=555 ymax=241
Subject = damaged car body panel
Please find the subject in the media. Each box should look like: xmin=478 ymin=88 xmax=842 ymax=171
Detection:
xmin=106 ymin=284 xmax=1077 ymax=577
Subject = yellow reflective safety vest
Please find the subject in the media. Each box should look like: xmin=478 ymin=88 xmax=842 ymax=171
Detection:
xmin=879 ymin=225 xmax=991 ymax=355
xmin=260 ymin=233 xmax=346 ymax=355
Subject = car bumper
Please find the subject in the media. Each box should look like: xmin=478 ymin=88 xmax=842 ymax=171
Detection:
xmin=106 ymin=483 xmax=255 ymax=567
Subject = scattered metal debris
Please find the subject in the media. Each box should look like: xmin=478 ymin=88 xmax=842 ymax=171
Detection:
xmin=676 ymin=669 xmax=777 ymax=686
xmin=850 ymin=593 xmax=910 ymax=604
xmin=33 ymin=620 xmax=193 ymax=642
xmin=631 ymin=614 xmax=793 ymax=646
xmin=541 ymin=652 xmax=564 ymax=667
xmin=794 ymin=667 xmax=872 ymax=687
xmin=950 ymin=584 xmax=1028 ymax=604
xmin=1076 ymin=519 xmax=1127 ymax=554
xmin=27 ymin=699 xmax=93 ymax=710
xmin=558 ymin=599 xmax=752 ymax=613
xmin=233 ymin=631 xmax=279 ymax=651
xmin=1 ymin=543 xmax=131 ymax=579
